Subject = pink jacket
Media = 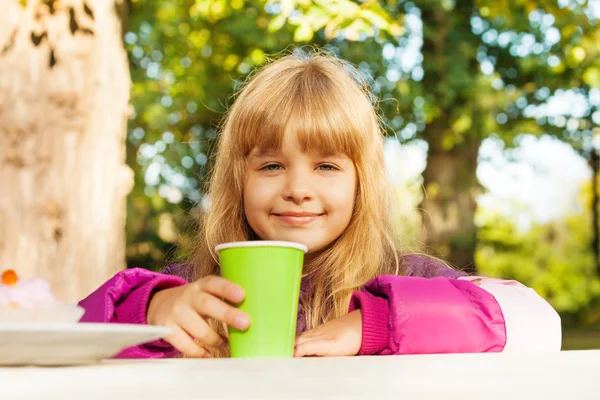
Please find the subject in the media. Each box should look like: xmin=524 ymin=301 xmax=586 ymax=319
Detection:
xmin=77 ymin=256 xmax=562 ymax=358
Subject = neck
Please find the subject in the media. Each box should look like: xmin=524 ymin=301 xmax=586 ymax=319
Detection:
xmin=303 ymin=249 xmax=322 ymax=266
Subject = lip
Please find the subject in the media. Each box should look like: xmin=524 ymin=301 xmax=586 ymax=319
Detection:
xmin=273 ymin=212 xmax=323 ymax=225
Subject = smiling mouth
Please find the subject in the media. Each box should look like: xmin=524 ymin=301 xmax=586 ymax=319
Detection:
xmin=273 ymin=213 xmax=323 ymax=225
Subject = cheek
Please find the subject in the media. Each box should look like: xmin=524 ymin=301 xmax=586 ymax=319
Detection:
xmin=243 ymin=179 xmax=255 ymax=221
xmin=342 ymin=186 xmax=357 ymax=219
xmin=345 ymin=169 xmax=358 ymax=208
xmin=326 ymin=175 xmax=357 ymax=218
xmin=243 ymin=186 xmax=262 ymax=237
xmin=243 ymin=185 xmax=259 ymax=221
xmin=243 ymin=177 xmax=275 ymax=224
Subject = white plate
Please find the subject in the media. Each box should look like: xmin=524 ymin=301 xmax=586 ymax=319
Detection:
xmin=0 ymin=323 xmax=171 ymax=366
xmin=0 ymin=304 xmax=85 ymax=324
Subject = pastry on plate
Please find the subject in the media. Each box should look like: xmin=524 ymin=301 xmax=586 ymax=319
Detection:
xmin=0 ymin=269 xmax=84 ymax=323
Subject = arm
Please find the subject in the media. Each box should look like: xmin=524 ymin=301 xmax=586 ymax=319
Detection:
xmin=78 ymin=267 xmax=187 ymax=358
xmin=349 ymin=275 xmax=561 ymax=355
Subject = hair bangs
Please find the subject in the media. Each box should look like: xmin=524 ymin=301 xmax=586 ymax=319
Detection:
xmin=285 ymin=92 xmax=362 ymax=160
xmin=232 ymin=68 xmax=367 ymax=160
xmin=230 ymin=79 xmax=294 ymax=157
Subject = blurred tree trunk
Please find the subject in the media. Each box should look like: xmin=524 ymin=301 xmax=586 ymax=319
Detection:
xmin=590 ymin=149 xmax=600 ymax=277
xmin=0 ymin=0 xmax=132 ymax=302
xmin=418 ymin=1 xmax=481 ymax=272
xmin=421 ymin=122 xmax=481 ymax=273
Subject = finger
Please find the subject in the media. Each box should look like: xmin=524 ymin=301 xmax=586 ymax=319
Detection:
xmin=163 ymin=325 xmax=208 ymax=358
xmin=192 ymin=292 xmax=250 ymax=331
xmin=197 ymin=275 xmax=245 ymax=304
xmin=178 ymin=309 xmax=226 ymax=348
xmin=295 ymin=331 xmax=318 ymax=346
xmin=294 ymin=339 xmax=329 ymax=358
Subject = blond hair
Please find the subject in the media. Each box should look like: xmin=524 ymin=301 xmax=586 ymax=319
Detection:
xmin=191 ymin=47 xmax=400 ymax=357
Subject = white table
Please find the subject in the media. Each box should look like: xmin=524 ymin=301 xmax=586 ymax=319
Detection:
xmin=1 ymin=350 xmax=598 ymax=399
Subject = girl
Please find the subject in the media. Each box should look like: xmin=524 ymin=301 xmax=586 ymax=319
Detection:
xmin=79 ymin=48 xmax=561 ymax=358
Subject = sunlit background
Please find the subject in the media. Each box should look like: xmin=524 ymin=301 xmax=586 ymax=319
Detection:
xmin=121 ymin=0 xmax=600 ymax=348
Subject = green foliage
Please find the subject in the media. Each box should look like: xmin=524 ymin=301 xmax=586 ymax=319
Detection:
xmin=475 ymin=183 xmax=600 ymax=325
xmin=267 ymin=0 xmax=404 ymax=41
xmin=124 ymin=0 xmax=600 ymax=326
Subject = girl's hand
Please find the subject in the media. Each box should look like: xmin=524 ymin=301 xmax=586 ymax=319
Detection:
xmin=147 ymin=275 xmax=250 ymax=358
xmin=294 ymin=310 xmax=362 ymax=357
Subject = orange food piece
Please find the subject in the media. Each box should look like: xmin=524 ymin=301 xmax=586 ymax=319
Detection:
xmin=1 ymin=269 xmax=18 ymax=285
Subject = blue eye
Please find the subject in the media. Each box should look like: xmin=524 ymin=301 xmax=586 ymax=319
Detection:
xmin=318 ymin=164 xmax=337 ymax=171
xmin=261 ymin=164 xmax=282 ymax=171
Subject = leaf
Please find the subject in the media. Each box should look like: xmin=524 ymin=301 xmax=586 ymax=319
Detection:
xmin=249 ymin=48 xmax=265 ymax=65
xmin=452 ymin=114 xmax=472 ymax=134
xmin=230 ymin=0 xmax=244 ymax=10
xmin=267 ymin=14 xmax=287 ymax=32
xmin=320 ymin=0 xmax=359 ymax=18
xmin=344 ymin=19 xmax=372 ymax=41
xmin=360 ymin=9 xmax=389 ymax=30
xmin=293 ymin=23 xmax=313 ymax=42
xmin=441 ymin=131 xmax=458 ymax=150
xmin=280 ymin=0 xmax=295 ymax=17
xmin=568 ymin=46 xmax=587 ymax=66
xmin=304 ymin=7 xmax=331 ymax=31
xmin=583 ymin=66 xmax=600 ymax=88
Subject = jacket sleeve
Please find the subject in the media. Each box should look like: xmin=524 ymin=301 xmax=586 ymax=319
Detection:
xmin=349 ymin=275 xmax=562 ymax=355
xmin=77 ymin=267 xmax=187 ymax=358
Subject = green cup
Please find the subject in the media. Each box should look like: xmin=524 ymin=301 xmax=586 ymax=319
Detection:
xmin=215 ymin=240 xmax=307 ymax=358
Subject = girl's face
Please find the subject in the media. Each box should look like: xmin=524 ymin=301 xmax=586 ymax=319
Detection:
xmin=244 ymin=133 xmax=357 ymax=254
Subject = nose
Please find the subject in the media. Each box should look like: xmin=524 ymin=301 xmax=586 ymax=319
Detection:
xmin=282 ymin=170 xmax=313 ymax=204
